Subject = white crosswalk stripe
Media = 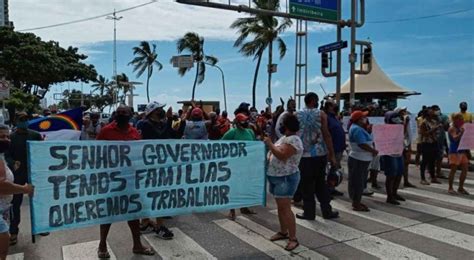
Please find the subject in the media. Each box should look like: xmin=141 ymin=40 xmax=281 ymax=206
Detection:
xmin=371 ymin=192 xmax=474 ymax=225
xmin=144 ymin=228 xmax=216 ymax=260
xmin=62 ymin=240 xmax=117 ymax=260
xmin=231 ymin=216 xmax=328 ymax=259
xmin=6 ymin=253 xmax=23 ymax=260
xmin=331 ymin=199 xmax=474 ymax=251
xmin=271 ymin=208 xmax=436 ymax=259
xmin=398 ymin=188 xmax=474 ymax=208
xmin=215 ymin=218 xmax=302 ymax=259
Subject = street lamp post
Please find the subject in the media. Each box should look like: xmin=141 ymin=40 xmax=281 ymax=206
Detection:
xmin=202 ymin=62 xmax=228 ymax=112
xmin=106 ymin=10 xmax=123 ymax=106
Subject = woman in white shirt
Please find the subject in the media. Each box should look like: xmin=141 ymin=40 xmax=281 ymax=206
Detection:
xmin=264 ymin=114 xmax=303 ymax=251
xmin=0 ymin=124 xmax=34 ymax=259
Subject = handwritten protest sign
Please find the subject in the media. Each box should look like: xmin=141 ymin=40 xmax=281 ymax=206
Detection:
xmin=28 ymin=140 xmax=266 ymax=235
xmin=458 ymin=123 xmax=474 ymax=150
xmin=343 ymin=116 xmax=417 ymax=141
xmin=372 ymin=124 xmax=404 ymax=156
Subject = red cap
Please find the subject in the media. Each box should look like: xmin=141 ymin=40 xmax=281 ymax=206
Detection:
xmin=351 ymin=111 xmax=369 ymax=122
xmin=191 ymin=108 xmax=203 ymax=118
xmin=235 ymin=113 xmax=249 ymax=122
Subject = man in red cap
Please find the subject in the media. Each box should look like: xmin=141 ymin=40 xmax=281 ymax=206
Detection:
xmin=183 ymin=107 xmax=209 ymax=140
xmin=348 ymin=110 xmax=378 ymax=211
xmin=222 ymin=113 xmax=257 ymax=220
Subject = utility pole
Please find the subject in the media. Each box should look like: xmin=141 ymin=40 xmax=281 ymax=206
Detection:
xmin=349 ymin=0 xmax=357 ymax=107
xmin=107 ymin=10 xmax=123 ymax=106
xmin=336 ymin=0 xmax=342 ymax=104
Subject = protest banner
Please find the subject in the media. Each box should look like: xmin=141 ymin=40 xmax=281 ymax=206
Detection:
xmin=458 ymin=123 xmax=474 ymax=150
xmin=343 ymin=116 xmax=417 ymax=141
xmin=28 ymin=140 xmax=266 ymax=235
xmin=372 ymin=124 xmax=404 ymax=156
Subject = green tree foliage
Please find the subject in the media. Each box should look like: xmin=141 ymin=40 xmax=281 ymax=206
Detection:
xmin=230 ymin=0 xmax=292 ymax=107
xmin=0 ymin=27 xmax=97 ymax=99
xmin=129 ymin=41 xmax=162 ymax=103
xmin=176 ymin=32 xmax=218 ymax=101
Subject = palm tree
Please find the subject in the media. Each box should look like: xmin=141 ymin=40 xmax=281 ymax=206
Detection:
xmin=129 ymin=41 xmax=163 ymax=103
xmin=176 ymin=32 xmax=218 ymax=101
xmin=230 ymin=0 xmax=292 ymax=107
xmin=112 ymin=73 xmax=142 ymax=105
xmin=91 ymin=75 xmax=111 ymax=96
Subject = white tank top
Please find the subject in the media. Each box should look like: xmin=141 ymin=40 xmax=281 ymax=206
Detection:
xmin=0 ymin=156 xmax=14 ymax=211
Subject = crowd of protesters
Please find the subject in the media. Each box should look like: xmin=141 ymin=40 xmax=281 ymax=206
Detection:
xmin=0 ymin=95 xmax=471 ymax=258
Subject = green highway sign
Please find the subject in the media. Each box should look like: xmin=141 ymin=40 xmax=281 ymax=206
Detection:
xmin=289 ymin=0 xmax=339 ymax=22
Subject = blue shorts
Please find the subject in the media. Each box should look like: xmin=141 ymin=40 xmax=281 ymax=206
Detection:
xmin=381 ymin=156 xmax=404 ymax=177
xmin=0 ymin=210 xmax=9 ymax=233
xmin=267 ymin=173 xmax=300 ymax=198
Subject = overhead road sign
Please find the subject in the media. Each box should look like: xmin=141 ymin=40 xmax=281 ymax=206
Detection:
xmin=289 ymin=0 xmax=339 ymax=22
xmin=177 ymin=0 xmax=341 ymax=24
xmin=318 ymin=40 xmax=348 ymax=53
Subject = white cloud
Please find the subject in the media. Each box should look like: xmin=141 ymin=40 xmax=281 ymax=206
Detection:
xmin=12 ymin=0 xmax=246 ymax=47
xmin=389 ymin=68 xmax=448 ymax=77
xmin=308 ymin=76 xmax=327 ymax=85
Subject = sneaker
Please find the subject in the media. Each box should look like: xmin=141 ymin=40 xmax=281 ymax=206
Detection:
xmin=140 ymin=223 xmax=155 ymax=234
xmin=362 ymin=188 xmax=374 ymax=196
xmin=155 ymin=226 xmax=174 ymax=240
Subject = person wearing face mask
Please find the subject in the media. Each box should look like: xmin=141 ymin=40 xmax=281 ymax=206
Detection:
xmin=95 ymin=105 xmax=155 ymax=258
xmin=275 ymin=98 xmax=296 ymax=139
xmin=348 ymin=111 xmax=378 ymax=211
xmin=136 ymin=101 xmax=179 ymax=240
xmin=447 ymin=113 xmax=470 ymax=195
xmin=323 ymin=100 xmax=345 ymax=197
xmin=295 ymin=93 xmax=339 ymax=220
xmin=459 ymin=102 xmax=472 ymax=123
xmin=381 ymin=109 xmax=407 ymax=205
xmin=0 ymin=124 xmax=34 ymax=259
xmin=222 ymin=113 xmax=257 ymax=220
xmin=393 ymin=107 xmax=417 ymax=188
xmin=4 ymin=112 xmax=43 ymax=245
xmin=431 ymin=105 xmax=449 ymax=180
xmin=419 ymin=107 xmax=443 ymax=185
xmin=264 ymin=114 xmax=303 ymax=251
xmin=183 ymin=107 xmax=210 ymax=140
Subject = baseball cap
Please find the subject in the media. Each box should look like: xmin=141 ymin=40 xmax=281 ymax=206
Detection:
xmin=351 ymin=111 xmax=369 ymax=122
xmin=145 ymin=101 xmax=166 ymax=116
xmin=191 ymin=107 xmax=203 ymax=118
xmin=394 ymin=106 xmax=407 ymax=113
xmin=235 ymin=113 xmax=249 ymax=122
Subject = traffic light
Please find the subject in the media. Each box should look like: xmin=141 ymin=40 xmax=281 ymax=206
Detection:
xmin=363 ymin=46 xmax=372 ymax=64
xmin=322 ymin=52 xmax=329 ymax=68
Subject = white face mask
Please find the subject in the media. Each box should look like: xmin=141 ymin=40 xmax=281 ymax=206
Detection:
xmin=360 ymin=118 xmax=368 ymax=124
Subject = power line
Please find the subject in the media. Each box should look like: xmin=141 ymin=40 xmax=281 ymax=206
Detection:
xmin=367 ymin=7 xmax=473 ymax=24
xmin=17 ymin=0 xmax=157 ymax=32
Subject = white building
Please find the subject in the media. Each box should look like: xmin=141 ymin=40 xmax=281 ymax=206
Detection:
xmin=0 ymin=0 xmax=12 ymax=28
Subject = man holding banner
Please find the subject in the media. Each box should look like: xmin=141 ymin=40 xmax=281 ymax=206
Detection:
xmin=95 ymin=105 xmax=155 ymax=258
xmin=5 ymin=112 xmax=43 ymax=245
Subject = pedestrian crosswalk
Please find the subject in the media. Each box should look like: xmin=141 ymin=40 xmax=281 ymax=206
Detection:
xmin=7 ymin=175 xmax=474 ymax=259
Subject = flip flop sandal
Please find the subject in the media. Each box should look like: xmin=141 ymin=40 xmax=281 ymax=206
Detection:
xmin=285 ymin=238 xmax=300 ymax=251
xmin=448 ymin=190 xmax=457 ymax=195
xmin=97 ymin=249 xmax=110 ymax=259
xmin=228 ymin=211 xmax=236 ymax=221
xmin=270 ymin=232 xmax=289 ymax=242
xmin=9 ymin=236 xmax=17 ymax=246
xmin=458 ymin=189 xmax=470 ymax=195
xmin=133 ymin=247 xmax=155 ymax=256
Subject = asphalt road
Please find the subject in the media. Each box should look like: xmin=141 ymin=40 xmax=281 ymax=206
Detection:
xmin=6 ymin=160 xmax=474 ymax=260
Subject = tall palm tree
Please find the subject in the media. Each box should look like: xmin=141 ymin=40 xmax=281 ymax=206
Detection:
xmin=230 ymin=0 xmax=292 ymax=107
xmin=176 ymin=32 xmax=218 ymax=101
xmin=113 ymin=73 xmax=142 ymax=105
xmin=91 ymin=75 xmax=111 ymax=96
xmin=129 ymin=41 xmax=163 ymax=103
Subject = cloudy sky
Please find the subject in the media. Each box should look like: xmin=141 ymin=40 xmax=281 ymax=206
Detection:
xmin=11 ymin=0 xmax=474 ymax=113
